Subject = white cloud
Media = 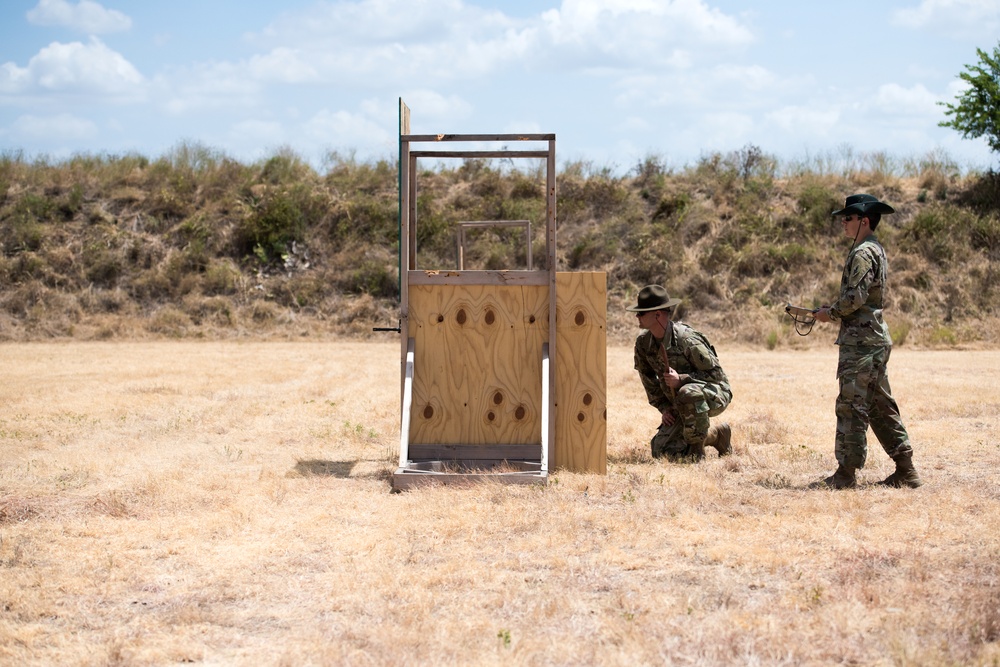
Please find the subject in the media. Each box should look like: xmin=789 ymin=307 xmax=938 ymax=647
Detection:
xmin=240 ymin=0 xmax=751 ymax=87
xmin=247 ymin=0 xmax=535 ymax=84
xmin=304 ymin=108 xmax=394 ymax=149
xmin=767 ymin=105 xmax=841 ymax=136
xmin=874 ymin=83 xmax=940 ymax=116
xmin=541 ymin=0 xmax=753 ymax=68
xmin=248 ymin=48 xmax=320 ymax=84
xmin=398 ymin=90 xmax=473 ymax=122
xmin=712 ymin=64 xmax=777 ymax=91
xmin=892 ymin=0 xmax=1000 ymax=35
xmin=27 ymin=0 xmax=132 ymax=34
xmin=696 ymin=111 xmax=756 ymax=146
xmin=231 ymin=119 xmax=286 ymax=146
xmin=0 ymin=37 xmax=143 ymax=98
xmin=160 ymin=62 xmax=261 ymax=114
xmin=10 ymin=112 xmax=99 ymax=140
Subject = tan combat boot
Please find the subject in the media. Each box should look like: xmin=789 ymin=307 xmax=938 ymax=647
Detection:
xmin=686 ymin=439 xmax=706 ymax=461
xmin=703 ymin=423 xmax=732 ymax=456
xmin=818 ymin=464 xmax=857 ymax=489
xmin=878 ymin=453 xmax=923 ymax=488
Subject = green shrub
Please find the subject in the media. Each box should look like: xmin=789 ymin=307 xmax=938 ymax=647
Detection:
xmin=902 ymin=207 xmax=958 ymax=264
xmin=795 ymin=182 xmax=840 ymax=233
xmin=58 ymin=184 xmax=84 ymax=219
xmin=970 ymin=214 xmax=1000 ymax=254
xmin=148 ymin=305 xmax=191 ymax=336
xmin=927 ymin=325 xmax=957 ymax=346
xmin=83 ymin=244 xmax=123 ymax=287
xmin=202 ymin=259 xmax=240 ymax=295
xmin=889 ymin=319 xmax=911 ymax=346
xmin=236 ymin=188 xmax=306 ymax=263
xmin=344 ymin=260 xmax=396 ymax=298
xmin=652 ymin=193 xmax=690 ymax=224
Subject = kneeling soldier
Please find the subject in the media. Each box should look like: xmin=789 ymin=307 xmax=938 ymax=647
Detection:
xmin=628 ymin=285 xmax=733 ymax=461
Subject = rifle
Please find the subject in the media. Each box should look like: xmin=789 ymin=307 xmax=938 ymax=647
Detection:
xmin=784 ymin=304 xmax=818 ymax=336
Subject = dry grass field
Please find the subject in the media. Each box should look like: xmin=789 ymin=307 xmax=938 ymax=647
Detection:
xmin=1 ymin=340 xmax=999 ymax=666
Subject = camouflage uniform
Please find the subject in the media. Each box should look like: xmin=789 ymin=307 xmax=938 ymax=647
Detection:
xmin=634 ymin=322 xmax=732 ymax=459
xmin=827 ymin=235 xmax=912 ymax=469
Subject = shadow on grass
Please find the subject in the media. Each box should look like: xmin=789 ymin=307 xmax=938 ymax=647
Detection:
xmin=292 ymin=459 xmax=357 ymax=478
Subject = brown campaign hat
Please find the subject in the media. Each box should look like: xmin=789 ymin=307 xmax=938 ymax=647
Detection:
xmin=626 ymin=285 xmax=682 ymax=312
xmin=832 ymin=193 xmax=895 ymax=217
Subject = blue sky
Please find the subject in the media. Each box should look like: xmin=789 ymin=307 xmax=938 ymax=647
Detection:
xmin=1 ymin=0 xmax=998 ymax=173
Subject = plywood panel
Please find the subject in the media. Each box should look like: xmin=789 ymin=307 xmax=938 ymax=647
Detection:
xmin=409 ymin=284 xmax=548 ymax=447
xmin=554 ymin=272 xmax=607 ymax=474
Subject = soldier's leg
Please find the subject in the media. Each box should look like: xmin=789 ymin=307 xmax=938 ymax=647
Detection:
xmin=676 ymin=383 xmax=711 ymax=456
xmin=868 ymin=348 xmax=922 ymax=487
xmin=867 ymin=348 xmax=912 ymax=459
xmin=650 ymin=418 xmax=688 ymax=460
xmin=835 ymin=347 xmax=880 ymax=471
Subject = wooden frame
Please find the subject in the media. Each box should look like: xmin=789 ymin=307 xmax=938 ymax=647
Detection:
xmin=393 ymin=98 xmax=603 ymax=491
xmin=456 ymin=220 xmax=532 ymax=271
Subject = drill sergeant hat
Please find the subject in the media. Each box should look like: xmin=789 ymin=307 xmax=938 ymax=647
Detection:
xmin=626 ymin=285 xmax=682 ymax=312
xmin=832 ymin=193 xmax=895 ymax=218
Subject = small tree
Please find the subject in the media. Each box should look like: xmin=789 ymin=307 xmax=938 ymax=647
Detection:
xmin=939 ymin=43 xmax=1000 ymax=154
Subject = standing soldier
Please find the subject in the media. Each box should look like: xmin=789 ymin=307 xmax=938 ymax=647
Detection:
xmin=628 ymin=285 xmax=732 ymax=461
xmin=814 ymin=194 xmax=922 ymax=489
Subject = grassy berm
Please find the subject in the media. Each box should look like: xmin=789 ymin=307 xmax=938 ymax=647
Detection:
xmin=2 ymin=143 xmax=999 ymax=347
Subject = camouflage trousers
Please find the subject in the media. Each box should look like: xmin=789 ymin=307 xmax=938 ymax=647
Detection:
xmin=651 ymin=381 xmax=731 ymax=460
xmin=835 ymin=345 xmax=912 ymax=469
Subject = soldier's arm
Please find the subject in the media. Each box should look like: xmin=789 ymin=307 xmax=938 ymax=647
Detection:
xmin=635 ymin=347 xmax=671 ymax=412
xmin=828 ymin=249 xmax=876 ymax=321
xmin=678 ymin=340 xmax=723 ymax=385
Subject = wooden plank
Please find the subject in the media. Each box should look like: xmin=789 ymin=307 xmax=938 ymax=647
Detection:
xmin=402 ymin=133 xmax=555 ymax=142
xmin=554 ymin=272 xmax=607 ymax=474
xmin=546 ymin=139 xmax=557 ymax=468
xmin=408 ymin=284 xmax=548 ymax=447
xmin=399 ymin=124 xmax=411 ymax=407
xmin=408 ymin=153 xmax=417 ymax=269
xmin=411 ymin=150 xmax=550 ymax=159
xmin=456 ymin=220 xmax=531 ymax=229
xmin=408 ymin=270 xmax=548 ymax=286
xmin=407 ymin=444 xmax=541 ymax=461
xmin=399 ymin=98 xmax=410 ymax=135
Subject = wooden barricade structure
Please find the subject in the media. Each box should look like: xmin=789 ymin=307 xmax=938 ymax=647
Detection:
xmin=456 ymin=220 xmax=532 ymax=270
xmin=393 ymin=99 xmax=606 ymax=490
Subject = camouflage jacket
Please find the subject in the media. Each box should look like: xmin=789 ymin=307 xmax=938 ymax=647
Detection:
xmin=633 ymin=322 xmax=730 ymax=413
xmin=829 ymin=235 xmax=892 ymax=347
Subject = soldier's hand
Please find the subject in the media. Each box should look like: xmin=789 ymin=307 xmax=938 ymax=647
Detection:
xmin=814 ymin=307 xmax=833 ymax=323
xmin=661 ymin=409 xmax=675 ymax=427
xmin=663 ymin=366 xmax=681 ymax=390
